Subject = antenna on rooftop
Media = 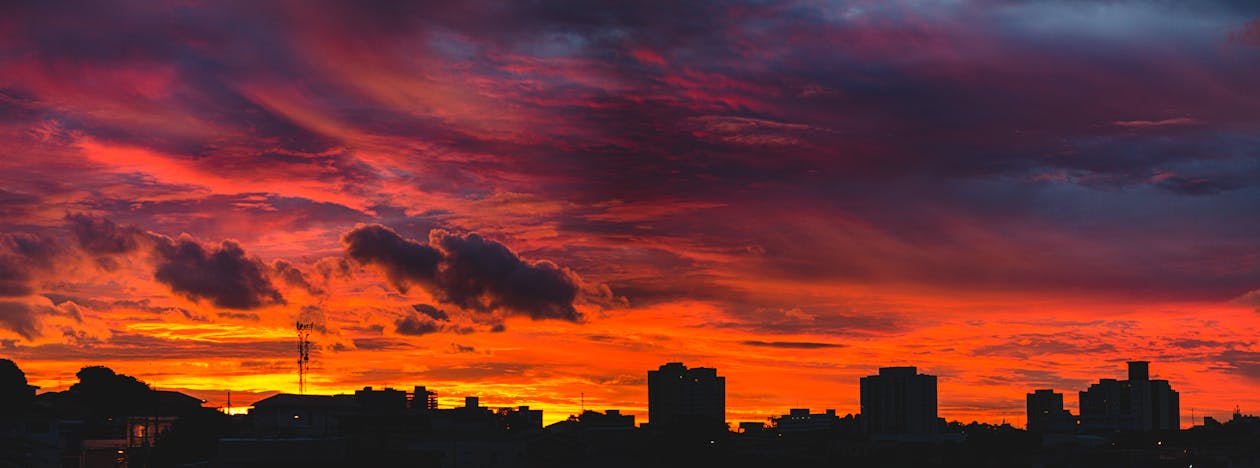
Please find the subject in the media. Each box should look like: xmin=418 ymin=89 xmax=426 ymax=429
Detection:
xmin=297 ymin=321 xmax=314 ymax=395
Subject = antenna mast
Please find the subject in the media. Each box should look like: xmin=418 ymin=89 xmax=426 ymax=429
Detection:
xmin=296 ymin=321 xmax=313 ymax=395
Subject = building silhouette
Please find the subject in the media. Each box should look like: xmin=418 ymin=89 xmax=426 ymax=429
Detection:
xmin=224 ymin=386 xmax=543 ymax=466
xmin=1079 ymin=361 xmax=1179 ymax=432
xmin=574 ymin=409 xmax=635 ymax=428
xmin=773 ymin=408 xmax=842 ymax=433
xmin=1026 ymin=389 xmax=1077 ymax=433
xmin=859 ymin=366 xmax=940 ymax=434
xmin=647 ymin=362 xmax=725 ymax=427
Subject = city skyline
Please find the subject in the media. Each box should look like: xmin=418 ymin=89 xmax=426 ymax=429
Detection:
xmin=0 ymin=356 xmax=1196 ymax=431
xmin=0 ymin=356 xmax=1237 ymax=466
xmin=3 ymin=0 xmax=1260 ymax=431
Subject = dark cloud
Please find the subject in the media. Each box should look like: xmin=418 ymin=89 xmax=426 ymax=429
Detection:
xmin=411 ymin=303 xmax=449 ymax=321
xmin=0 ymin=232 xmax=59 ymax=298
xmin=66 ymin=213 xmax=144 ymax=254
xmin=1 ymin=332 xmax=295 ymax=361
xmin=1216 ymin=350 xmax=1260 ymax=381
xmin=273 ymin=260 xmax=321 ymax=295
xmin=217 ymin=311 xmax=260 ymax=321
xmin=971 ymin=333 xmax=1117 ymax=359
xmin=343 ymin=324 xmax=385 ymax=334
xmin=42 ymin=295 xmax=189 ymax=317
xmin=1168 ymin=338 xmax=1250 ymax=350
xmin=1154 ymin=174 xmax=1246 ymax=196
xmin=314 ymin=257 xmax=353 ymax=281
xmin=740 ymin=340 xmax=845 ymax=349
xmin=151 ymin=236 xmax=284 ymax=310
xmin=350 ymin=338 xmax=412 ymax=351
xmin=343 ymin=225 xmax=584 ymax=321
xmin=431 ymin=230 xmax=580 ymax=321
xmin=65 ymin=215 xmax=287 ymax=310
xmin=1 ymin=232 xmax=58 ymax=265
xmin=0 ymin=257 xmax=34 ymax=298
xmin=342 ymin=225 xmax=442 ymax=292
xmin=394 ymin=313 xmax=441 ymax=336
xmin=0 ymin=301 xmax=42 ymax=339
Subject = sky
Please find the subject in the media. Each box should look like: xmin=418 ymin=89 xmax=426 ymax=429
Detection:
xmin=1 ymin=0 xmax=1259 ymax=427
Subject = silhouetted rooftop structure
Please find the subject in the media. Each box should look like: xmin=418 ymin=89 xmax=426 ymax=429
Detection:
xmin=353 ymin=386 xmax=408 ymax=413
xmin=413 ymin=386 xmax=438 ymax=411
xmin=774 ymin=408 xmax=841 ymax=433
xmin=859 ymin=366 xmax=942 ymax=435
xmin=499 ymin=405 xmax=544 ymax=433
xmin=579 ymin=409 xmax=635 ymax=428
xmin=249 ymin=394 xmax=360 ymax=437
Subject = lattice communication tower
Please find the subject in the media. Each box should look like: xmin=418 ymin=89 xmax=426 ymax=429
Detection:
xmin=296 ymin=321 xmax=314 ymax=394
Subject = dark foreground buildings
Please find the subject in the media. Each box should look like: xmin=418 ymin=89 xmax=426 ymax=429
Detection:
xmin=1026 ymin=389 xmax=1077 ymax=433
xmin=1025 ymin=361 xmax=1180 ymax=435
xmin=220 ymin=386 xmax=544 ymax=467
xmin=646 ymin=362 xmax=725 ymax=428
xmin=859 ymin=366 xmax=941 ymax=435
xmin=1079 ymin=361 xmax=1179 ymax=432
xmin=3 ymin=358 xmax=1230 ymax=468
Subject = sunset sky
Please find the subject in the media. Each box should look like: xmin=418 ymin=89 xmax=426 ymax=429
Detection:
xmin=2 ymin=1 xmax=1259 ymax=427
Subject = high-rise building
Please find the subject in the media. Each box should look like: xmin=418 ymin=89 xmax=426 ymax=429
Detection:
xmin=1026 ymin=389 xmax=1077 ymax=432
xmin=647 ymin=362 xmax=725 ymax=426
xmin=1079 ymin=361 xmax=1179 ymax=432
xmin=859 ymin=366 xmax=940 ymax=434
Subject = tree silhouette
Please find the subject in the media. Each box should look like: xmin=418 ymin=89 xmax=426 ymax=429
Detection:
xmin=0 ymin=358 xmax=32 ymax=411
xmin=67 ymin=365 xmax=153 ymax=417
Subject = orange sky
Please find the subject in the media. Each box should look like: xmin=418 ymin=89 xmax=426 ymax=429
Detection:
xmin=3 ymin=0 xmax=1260 ymax=428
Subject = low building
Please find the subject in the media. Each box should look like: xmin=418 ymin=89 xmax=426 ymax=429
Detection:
xmin=774 ymin=408 xmax=841 ymax=433
xmin=249 ymin=394 xmax=360 ymax=438
xmin=1026 ymin=389 xmax=1078 ymax=433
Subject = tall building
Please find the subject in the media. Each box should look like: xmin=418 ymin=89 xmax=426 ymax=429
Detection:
xmin=859 ymin=366 xmax=940 ymax=434
xmin=1026 ymin=389 xmax=1077 ymax=432
xmin=647 ymin=362 xmax=725 ymax=426
xmin=1079 ymin=361 xmax=1179 ymax=432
